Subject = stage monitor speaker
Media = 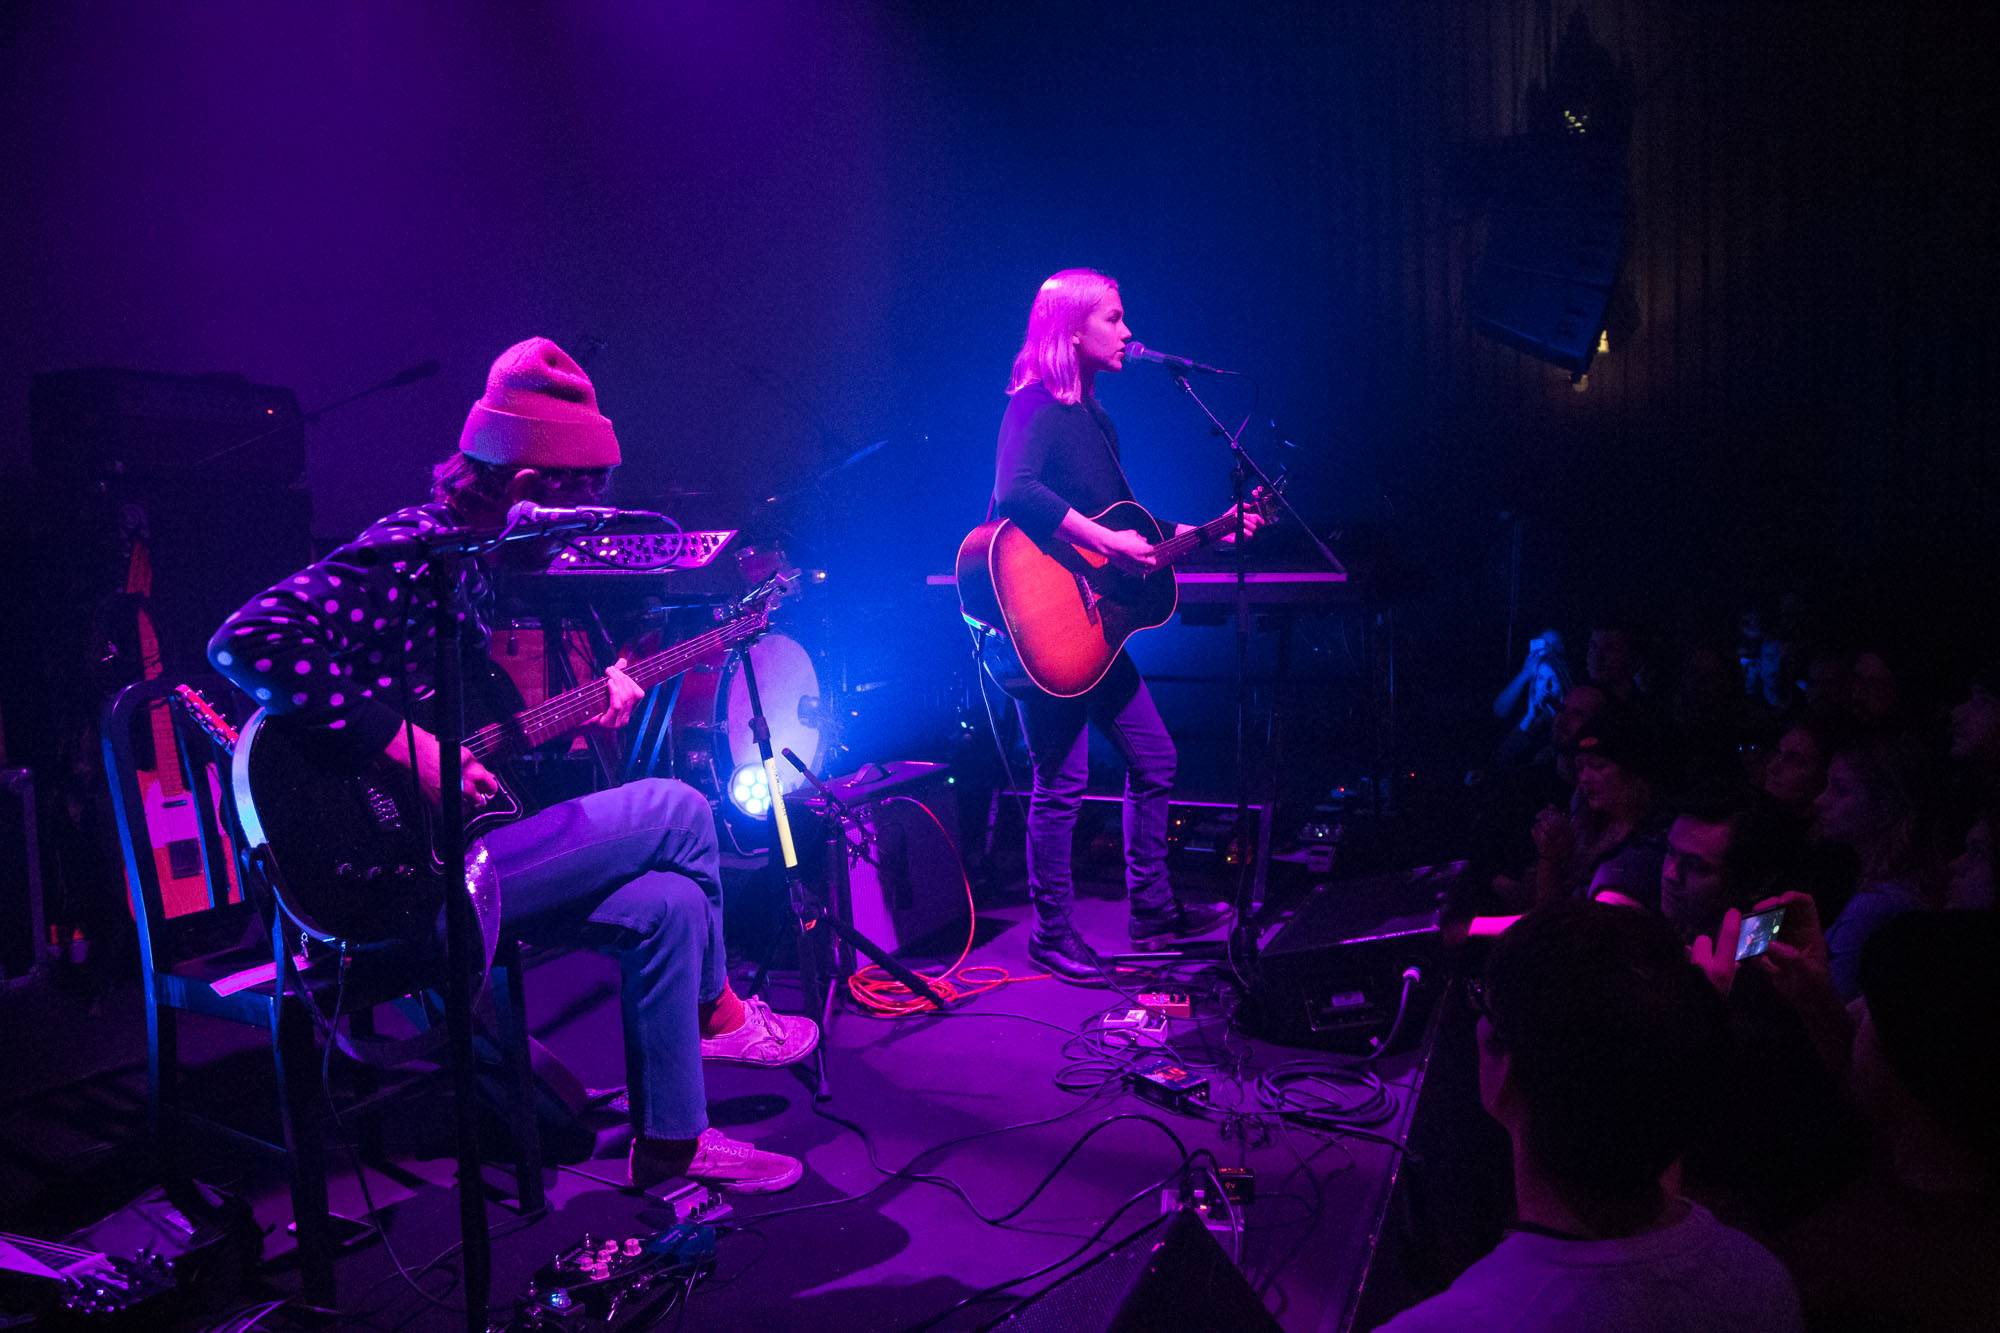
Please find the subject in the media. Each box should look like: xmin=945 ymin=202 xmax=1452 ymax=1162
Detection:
xmin=982 ymin=1205 xmax=1279 ymax=1332
xmin=785 ymin=760 xmax=964 ymax=973
xmin=1241 ymin=862 xmax=1459 ymax=1053
xmin=1467 ymin=136 xmax=1626 ymax=375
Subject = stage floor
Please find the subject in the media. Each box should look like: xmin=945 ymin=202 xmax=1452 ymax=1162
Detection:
xmin=0 ymin=883 xmax=1441 ymax=1331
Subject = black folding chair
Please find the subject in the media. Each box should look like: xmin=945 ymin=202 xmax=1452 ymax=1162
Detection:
xmin=101 ymin=672 xmax=547 ymax=1307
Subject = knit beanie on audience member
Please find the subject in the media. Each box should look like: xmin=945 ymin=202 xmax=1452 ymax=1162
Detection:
xmin=457 ymin=337 xmax=620 ymax=468
xmin=1572 ymin=705 xmax=1674 ymax=787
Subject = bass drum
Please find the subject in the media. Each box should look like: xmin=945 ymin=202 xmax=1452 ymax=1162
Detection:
xmin=670 ymin=633 xmax=827 ymax=802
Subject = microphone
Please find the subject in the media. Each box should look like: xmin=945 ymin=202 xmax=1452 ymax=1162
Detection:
xmin=503 ymin=502 xmax=667 ymax=535
xmin=386 ymin=359 xmax=441 ymax=388
xmin=1124 ymin=341 xmax=1233 ymax=375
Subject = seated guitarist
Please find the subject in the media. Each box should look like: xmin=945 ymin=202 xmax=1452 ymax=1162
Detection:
xmin=994 ymin=269 xmax=1266 ymax=984
xmin=207 ymin=337 xmax=815 ymax=1193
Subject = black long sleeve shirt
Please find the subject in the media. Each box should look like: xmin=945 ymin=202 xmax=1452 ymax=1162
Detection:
xmin=992 ymin=383 xmax=1146 ymax=544
xmin=207 ymin=503 xmax=493 ymax=764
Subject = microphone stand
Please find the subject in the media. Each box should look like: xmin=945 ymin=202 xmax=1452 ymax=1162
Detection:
xmin=1163 ymin=368 xmax=1343 ymax=970
xmin=732 ymin=652 xmax=831 ymax=1099
xmin=407 ymin=511 xmax=588 ymax=1332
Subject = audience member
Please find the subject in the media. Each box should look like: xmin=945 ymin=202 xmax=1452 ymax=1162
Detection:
xmin=1673 ymin=641 xmax=1759 ymax=789
xmin=1946 ymin=812 xmax=1994 ymax=912
xmin=1379 ymin=902 xmax=1800 ymax=1331
xmin=1533 ymin=705 xmax=1673 ymax=910
xmin=1763 ymin=719 xmax=1837 ymax=814
xmin=1478 ymin=681 xmax=1610 ymax=908
xmin=1493 ymin=630 xmax=1574 ymax=767
xmin=1847 ymin=650 xmax=1902 ymax=730
xmin=1801 ymin=645 xmax=1854 ymax=719
xmin=1810 ymin=737 xmax=1942 ymax=998
xmin=1948 ymin=681 xmax=1999 ymax=770
xmin=1762 ymin=911 xmax=2000 ymax=1331
xmin=1659 ymin=784 xmax=1753 ymax=941
xmin=1586 ymin=622 xmax=1646 ymax=703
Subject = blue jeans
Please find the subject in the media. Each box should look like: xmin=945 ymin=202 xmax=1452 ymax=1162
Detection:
xmin=477 ymin=778 xmax=724 ymax=1141
xmin=1018 ymin=653 xmax=1177 ymax=935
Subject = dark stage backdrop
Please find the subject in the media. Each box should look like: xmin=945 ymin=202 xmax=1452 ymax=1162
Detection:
xmin=4 ymin=2 xmax=1995 ymax=760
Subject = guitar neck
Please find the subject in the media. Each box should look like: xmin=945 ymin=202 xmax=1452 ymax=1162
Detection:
xmin=465 ymin=612 xmax=766 ymax=759
xmin=0 ymin=1230 xmax=103 ymax=1279
xmin=1147 ymin=510 xmax=1245 ymax=568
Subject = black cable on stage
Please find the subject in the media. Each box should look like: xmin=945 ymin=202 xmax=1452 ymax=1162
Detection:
xmin=312 ymin=952 xmax=497 ymax=1320
xmin=906 ymin=1156 xmax=1203 ymax=1332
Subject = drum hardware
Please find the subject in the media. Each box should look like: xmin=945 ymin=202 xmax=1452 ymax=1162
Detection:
xmin=630 ymin=632 xmax=828 ymax=843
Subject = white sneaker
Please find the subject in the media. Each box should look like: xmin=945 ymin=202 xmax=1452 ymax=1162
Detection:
xmin=698 ymin=996 xmax=820 ymax=1067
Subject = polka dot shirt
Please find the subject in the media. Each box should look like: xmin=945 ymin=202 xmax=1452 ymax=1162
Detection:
xmin=208 ymin=504 xmax=493 ymax=761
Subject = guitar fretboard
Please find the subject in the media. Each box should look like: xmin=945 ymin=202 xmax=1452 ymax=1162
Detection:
xmin=464 ymin=608 xmax=769 ymax=759
xmin=1148 ymin=508 xmax=1254 ymax=568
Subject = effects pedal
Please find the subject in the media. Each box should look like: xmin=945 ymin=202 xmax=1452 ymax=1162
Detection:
xmin=1102 ymin=1007 xmax=1170 ymax=1046
xmin=1126 ymin=1054 xmax=1210 ymax=1111
xmin=1160 ymin=1184 xmax=1238 ymax=1241
xmin=1136 ymin=990 xmax=1192 ymax=1018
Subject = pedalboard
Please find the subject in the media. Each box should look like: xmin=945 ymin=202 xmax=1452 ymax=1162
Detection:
xmin=507 ymin=1187 xmax=729 ymax=1330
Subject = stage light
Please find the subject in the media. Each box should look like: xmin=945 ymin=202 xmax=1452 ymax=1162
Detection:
xmin=1597 ymin=329 xmax=1611 ymax=354
xmin=729 ymin=763 xmax=771 ymax=817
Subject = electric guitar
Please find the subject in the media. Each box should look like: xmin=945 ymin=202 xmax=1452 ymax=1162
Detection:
xmin=955 ymin=487 xmax=1281 ymax=698
xmin=232 ymin=575 xmax=792 ymax=946
xmin=120 ymin=521 xmax=241 ymax=917
xmin=0 ymin=1229 xmax=177 ymax=1326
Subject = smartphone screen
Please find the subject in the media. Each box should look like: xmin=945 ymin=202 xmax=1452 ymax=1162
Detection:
xmin=1734 ymin=906 xmax=1786 ymax=961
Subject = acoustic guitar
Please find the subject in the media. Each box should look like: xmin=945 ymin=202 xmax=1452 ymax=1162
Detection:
xmin=955 ymin=486 xmax=1280 ymax=698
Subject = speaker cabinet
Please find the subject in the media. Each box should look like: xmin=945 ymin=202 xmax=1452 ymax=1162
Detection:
xmin=786 ymin=761 xmax=964 ymax=973
xmin=983 ymin=1205 xmax=1279 ymax=1332
xmin=1242 ymin=863 xmax=1458 ymax=1053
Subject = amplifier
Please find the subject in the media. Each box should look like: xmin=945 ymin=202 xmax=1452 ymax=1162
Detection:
xmin=785 ymin=761 xmax=964 ymax=973
xmin=30 ymin=367 xmax=304 ymax=484
xmin=1241 ymin=862 xmax=1460 ymax=1053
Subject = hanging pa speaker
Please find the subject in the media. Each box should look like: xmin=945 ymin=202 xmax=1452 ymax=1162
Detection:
xmin=1467 ymin=136 xmax=1627 ymax=375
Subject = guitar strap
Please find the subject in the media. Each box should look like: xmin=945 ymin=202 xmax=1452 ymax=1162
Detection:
xmin=1084 ymin=400 xmax=1141 ymax=504
xmin=984 ymin=397 xmax=1140 ymax=526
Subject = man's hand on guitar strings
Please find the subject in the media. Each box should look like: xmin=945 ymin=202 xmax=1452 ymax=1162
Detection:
xmin=383 ymin=723 xmax=502 ymax=811
xmin=585 ymin=657 xmax=643 ymax=732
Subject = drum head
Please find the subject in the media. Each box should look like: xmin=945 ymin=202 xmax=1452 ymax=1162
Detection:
xmin=721 ymin=634 xmax=824 ymax=794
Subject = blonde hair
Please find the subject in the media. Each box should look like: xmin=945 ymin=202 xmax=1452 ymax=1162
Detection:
xmin=1006 ymin=268 xmax=1119 ymax=406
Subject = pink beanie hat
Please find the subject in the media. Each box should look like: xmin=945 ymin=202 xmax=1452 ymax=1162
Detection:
xmin=458 ymin=337 xmax=620 ymax=468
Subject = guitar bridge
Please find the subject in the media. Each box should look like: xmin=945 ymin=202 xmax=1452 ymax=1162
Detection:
xmin=362 ymin=784 xmax=407 ymax=832
xmin=1073 ymin=572 xmax=1102 ymax=626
